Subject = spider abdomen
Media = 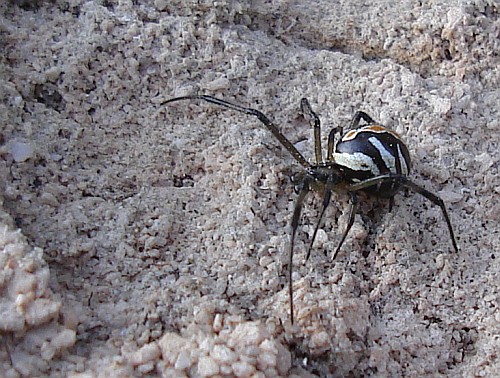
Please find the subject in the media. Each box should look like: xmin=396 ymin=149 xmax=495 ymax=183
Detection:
xmin=334 ymin=125 xmax=412 ymax=196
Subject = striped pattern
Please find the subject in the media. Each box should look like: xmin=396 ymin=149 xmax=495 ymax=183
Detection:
xmin=333 ymin=124 xmax=412 ymax=195
xmin=342 ymin=125 xmax=402 ymax=141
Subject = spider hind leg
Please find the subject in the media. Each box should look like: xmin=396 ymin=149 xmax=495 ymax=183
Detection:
xmin=348 ymin=174 xmax=458 ymax=252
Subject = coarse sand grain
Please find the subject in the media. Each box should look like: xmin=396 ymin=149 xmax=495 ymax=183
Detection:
xmin=0 ymin=1 xmax=498 ymax=377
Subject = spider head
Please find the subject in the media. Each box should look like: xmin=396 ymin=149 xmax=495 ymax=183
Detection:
xmin=291 ymin=164 xmax=345 ymax=193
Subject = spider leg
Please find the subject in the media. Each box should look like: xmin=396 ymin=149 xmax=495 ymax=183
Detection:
xmin=389 ymin=197 xmax=395 ymax=213
xmin=300 ymin=98 xmax=322 ymax=164
xmin=305 ymin=178 xmax=335 ymax=261
xmin=326 ymin=126 xmax=343 ymax=162
xmin=400 ymin=179 xmax=459 ymax=252
xmin=348 ymin=174 xmax=458 ymax=252
xmin=289 ymin=179 xmax=311 ymax=325
xmin=351 ymin=111 xmax=376 ymax=128
xmin=331 ymin=191 xmax=358 ymax=261
xmin=347 ymin=174 xmax=397 ymax=191
xmin=164 ymin=95 xmax=312 ymax=169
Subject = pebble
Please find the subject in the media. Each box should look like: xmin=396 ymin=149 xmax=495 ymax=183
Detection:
xmin=10 ymin=141 xmax=33 ymax=162
xmin=211 ymin=344 xmax=237 ymax=364
xmin=197 ymin=355 xmax=220 ymax=377
xmin=232 ymin=361 xmax=256 ymax=378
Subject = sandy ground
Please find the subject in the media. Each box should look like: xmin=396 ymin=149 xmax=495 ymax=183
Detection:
xmin=0 ymin=0 xmax=499 ymax=377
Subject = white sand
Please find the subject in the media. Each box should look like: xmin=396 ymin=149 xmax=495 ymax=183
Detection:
xmin=0 ymin=1 xmax=498 ymax=376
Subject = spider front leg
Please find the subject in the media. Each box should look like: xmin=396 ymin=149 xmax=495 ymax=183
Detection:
xmin=164 ymin=95 xmax=312 ymax=169
xmin=348 ymin=174 xmax=459 ymax=252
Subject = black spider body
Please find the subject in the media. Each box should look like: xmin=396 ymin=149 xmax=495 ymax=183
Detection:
xmin=164 ymin=95 xmax=458 ymax=324
xmin=335 ymin=123 xmax=412 ymax=197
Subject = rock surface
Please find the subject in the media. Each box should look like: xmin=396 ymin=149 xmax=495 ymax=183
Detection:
xmin=0 ymin=0 xmax=498 ymax=376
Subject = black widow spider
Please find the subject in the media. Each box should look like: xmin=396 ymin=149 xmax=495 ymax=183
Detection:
xmin=164 ymin=95 xmax=459 ymax=324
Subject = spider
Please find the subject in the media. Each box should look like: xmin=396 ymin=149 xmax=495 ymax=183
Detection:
xmin=164 ymin=95 xmax=459 ymax=324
